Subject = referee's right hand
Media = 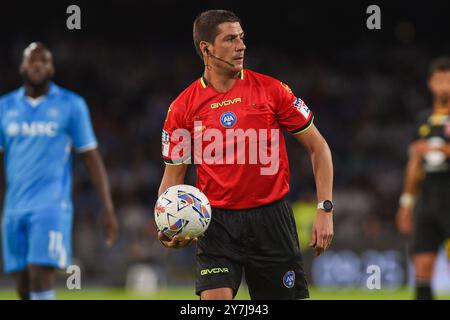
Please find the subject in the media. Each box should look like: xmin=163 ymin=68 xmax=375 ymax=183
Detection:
xmin=158 ymin=231 xmax=198 ymax=248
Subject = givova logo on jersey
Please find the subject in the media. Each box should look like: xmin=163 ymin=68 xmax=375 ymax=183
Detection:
xmin=6 ymin=122 xmax=59 ymax=137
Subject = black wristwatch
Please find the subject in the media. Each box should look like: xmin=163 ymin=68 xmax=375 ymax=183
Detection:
xmin=318 ymin=200 xmax=334 ymax=213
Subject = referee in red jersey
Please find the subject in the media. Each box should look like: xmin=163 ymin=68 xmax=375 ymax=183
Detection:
xmin=158 ymin=10 xmax=334 ymax=300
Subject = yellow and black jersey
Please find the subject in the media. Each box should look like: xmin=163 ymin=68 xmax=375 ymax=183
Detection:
xmin=416 ymin=112 xmax=450 ymax=175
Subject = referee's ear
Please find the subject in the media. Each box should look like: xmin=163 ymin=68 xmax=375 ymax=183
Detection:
xmin=199 ymin=41 xmax=211 ymax=58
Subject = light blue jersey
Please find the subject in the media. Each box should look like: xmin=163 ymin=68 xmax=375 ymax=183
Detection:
xmin=1 ymin=82 xmax=97 ymax=272
xmin=0 ymin=82 xmax=97 ymax=213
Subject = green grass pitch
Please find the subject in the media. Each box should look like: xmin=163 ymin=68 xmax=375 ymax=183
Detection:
xmin=0 ymin=287 xmax=449 ymax=300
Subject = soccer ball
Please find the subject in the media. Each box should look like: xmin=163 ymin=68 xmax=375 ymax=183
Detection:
xmin=154 ymin=184 xmax=212 ymax=239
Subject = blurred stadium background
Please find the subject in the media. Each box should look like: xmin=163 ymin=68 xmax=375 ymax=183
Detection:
xmin=1 ymin=0 xmax=450 ymax=299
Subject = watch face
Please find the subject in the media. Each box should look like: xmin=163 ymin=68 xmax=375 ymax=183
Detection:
xmin=323 ymin=200 xmax=333 ymax=212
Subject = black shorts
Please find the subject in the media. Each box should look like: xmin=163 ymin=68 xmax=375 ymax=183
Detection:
xmin=195 ymin=198 xmax=309 ymax=300
xmin=412 ymin=178 xmax=450 ymax=254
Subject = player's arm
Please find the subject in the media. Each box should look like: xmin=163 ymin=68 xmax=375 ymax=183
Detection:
xmin=272 ymin=81 xmax=333 ymax=256
xmin=294 ymin=124 xmax=334 ymax=256
xmin=70 ymin=96 xmax=119 ymax=247
xmin=158 ymin=163 xmax=188 ymax=196
xmin=157 ymin=163 xmax=197 ymax=248
xmin=81 ymin=148 xmax=119 ymax=247
xmin=158 ymin=99 xmax=196 ymax=248
xmin=396 ymin=140 xmax=425 ymax=235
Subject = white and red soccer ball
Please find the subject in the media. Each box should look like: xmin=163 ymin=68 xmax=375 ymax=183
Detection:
xmin=154 ymin=184 xmax=212 ymax=239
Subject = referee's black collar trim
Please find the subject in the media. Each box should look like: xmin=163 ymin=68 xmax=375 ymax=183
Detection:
xmin=200 ymin=69 xmax=244 ymax=88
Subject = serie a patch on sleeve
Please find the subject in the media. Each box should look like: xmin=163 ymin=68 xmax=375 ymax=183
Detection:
xmin=162 ymin=129 xmax=170 ymax=157
xmin=294 ymin=97 xmax=310 ymax=119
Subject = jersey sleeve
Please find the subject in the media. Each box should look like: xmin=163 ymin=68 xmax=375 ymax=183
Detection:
xmin=272 ymin=81 xmax=314 ymax=135
xmin=70 ymin=97 xmax=98 ymax=153
xmin=161 ymin=102 xmax=191 ymax=165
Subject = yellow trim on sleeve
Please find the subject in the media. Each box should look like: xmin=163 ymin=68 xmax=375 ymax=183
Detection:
xmin=292 ymin=118 xmax=314 ymax=135
xmin=164 ymin=156 xmax=191 ymax=165
xmin=164 ymin=161 xmax=184 ymax=166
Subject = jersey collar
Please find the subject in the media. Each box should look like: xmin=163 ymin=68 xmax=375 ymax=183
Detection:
xmin=200 ymin=69 xmax=244 ymax=89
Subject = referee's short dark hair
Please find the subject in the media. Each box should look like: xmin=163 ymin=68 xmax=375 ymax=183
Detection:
xmin=429 ymin=56 xmax=450 ymax=77
xmin=193 ymin=10 xmax=241 ymax=60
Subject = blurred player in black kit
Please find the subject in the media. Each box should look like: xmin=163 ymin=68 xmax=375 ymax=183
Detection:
xmin=397 ymin=57 xmax=450 ymax=300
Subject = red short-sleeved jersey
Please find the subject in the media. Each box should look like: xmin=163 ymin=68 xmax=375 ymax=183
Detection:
xmin=162 ymin=69 xmax=314 ymax=209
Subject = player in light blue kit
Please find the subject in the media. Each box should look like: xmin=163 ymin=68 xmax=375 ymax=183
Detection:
xmin=0 ymin=43 xmax=119 ymax=300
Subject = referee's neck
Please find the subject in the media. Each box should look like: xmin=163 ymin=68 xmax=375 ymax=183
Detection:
xmin=203 ymin=68 xmax=240 ymax=93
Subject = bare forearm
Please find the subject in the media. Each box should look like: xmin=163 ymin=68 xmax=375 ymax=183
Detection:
xmin=158 ymin=164 xmax=188 ymax=196
xmin=83 ymin=150 xmax=114 ymax=213
xmin=310 ymin=140 xmax=334 ymax=201
xmin=159 ymin=178 xmax=183 ymax=196
xmin=294 ymin=125 xmax=333 ymax=201
xmin=402 ymin=155 xmax=423 ymax=195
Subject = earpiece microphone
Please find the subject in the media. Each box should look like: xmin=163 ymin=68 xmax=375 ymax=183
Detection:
xmin=205 ymin=48 xmax=235 ymax=68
